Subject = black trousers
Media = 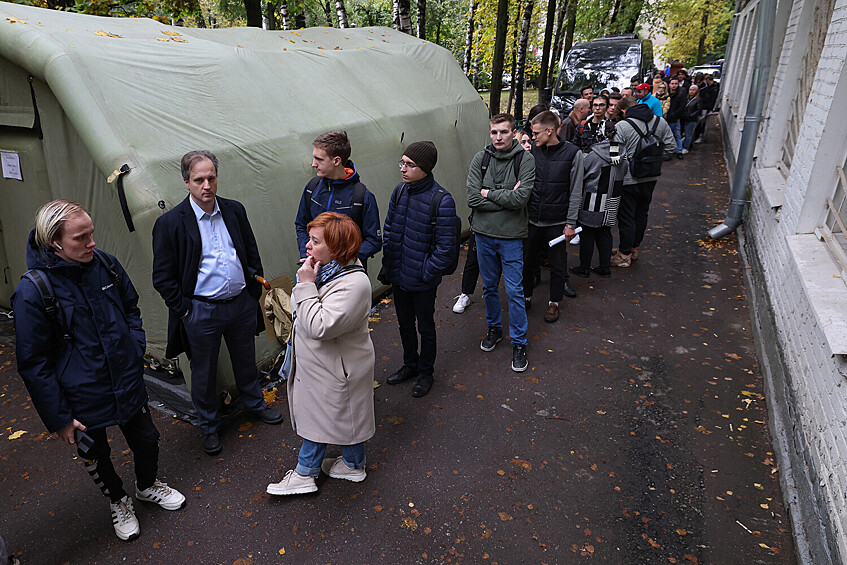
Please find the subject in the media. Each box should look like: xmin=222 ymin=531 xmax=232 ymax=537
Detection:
xmin=618 ymin=180 xmax=657 ymax=255
xmin=523 ymin=223 xmax=568 ymax=302
xmin=460 ymin=233 xmax=479 ymax=296
xmin=578 ymin=225 xmax=613 ymax=269
xmin=79 ymin=407 xmax=160 ymax=503
xmin=393 ymin=286 xmax=438 ymax=377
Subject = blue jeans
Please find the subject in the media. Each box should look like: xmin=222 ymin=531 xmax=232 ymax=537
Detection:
xmin=475 ymin=234 xmax=527 ymax=346
xmin=669 ymin=120 xmax=683 ymax=153
xmin=682 ymin=121 xmax=696 ymax=150
xmin=295 ymin=439 xmax=366 ymax=477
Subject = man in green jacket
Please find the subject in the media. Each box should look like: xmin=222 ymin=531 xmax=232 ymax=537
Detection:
xmin=467 ymin=113 xmax=536 ymax=372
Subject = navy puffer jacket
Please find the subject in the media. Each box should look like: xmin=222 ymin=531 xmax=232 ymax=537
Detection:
xmin=382 ymin=175 xmax=460 ymax=291
xmin=12 ymin=231 xmax=148 ymax=433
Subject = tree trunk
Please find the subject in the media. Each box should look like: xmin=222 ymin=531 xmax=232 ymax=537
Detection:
xmin=489 ymin=0 xmax=510 ymax=114
xmin=463 ymin=0 xmax=478 ymax=75
xmin=436 ymin=18 xmax=441 ymax=44
xmin=280 ymin=0 xmax=291 ymax=29
xmin=608 ymin=0 xmax=622 ymax=29
xmin=537 ymin=0 xmax=555 ymax=101
xmin=336 ymin=0 xmax=349 ymax=28
xmin=266 ymin=2 xmax=278 ymax=29
xmin=515 ymin=0 xmax=534 ymax=119
xmin=244 ymin=0 xmax=262 ymax=27
xmin=323 ymin=1 xmax=334 ymax=26
xmin=697 ymin=11 xmax=709 ymax=64
xmin=563 ymin=0 xmax=577 ymax=55
xmin=394 ymin=0 xmax=413 ymax=33
xmin=473 ymin=20 xmax=482 ymax=89
xmin=417 ymin=0 xmax=426 ymax=38
xmin=507 ymin=0 xmax=520 ymax=114
xmin=548 ymin=0 xmax=567 ymax=88
xmin=295 ymin=3 xmax=306 ymax=28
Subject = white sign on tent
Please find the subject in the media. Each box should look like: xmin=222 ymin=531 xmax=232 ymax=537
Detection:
xmin=1 ymin=151 xmax=22 ymax=181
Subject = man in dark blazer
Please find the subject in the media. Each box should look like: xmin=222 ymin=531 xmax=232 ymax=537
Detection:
xmin=152 ymin=150 xmax=282 ymax=456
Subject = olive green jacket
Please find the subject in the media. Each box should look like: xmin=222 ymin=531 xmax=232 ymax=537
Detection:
xmin=466 ymin=140 xmax=535 ymax=239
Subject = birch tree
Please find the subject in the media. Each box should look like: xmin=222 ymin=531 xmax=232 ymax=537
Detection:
xmin=514 ymin=0 xmax=533 ymax=118
xmin=394 ymin=0 xmax=413 ymax=33
xmin=336 ymin=0 xmax=349 ymax=27
xmin=463 ymin=0 xmax=478 ymax=75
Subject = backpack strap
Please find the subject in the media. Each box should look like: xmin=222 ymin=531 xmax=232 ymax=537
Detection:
xmin=513 ymin=149 xmax=524 ymax=179
xmin=647 ymin=116 xmax=660 ymax=136
xmin=304 ymin=176 xmax=321 ymax=197
xmin=92 ymin=248 xmax=120 ymax=285
xmin=480 ymin=150 xmax=492 ymax=180
xmin=479 ymin=147 xmax=524 ymax=184
xmin=21 ymin=269 xmax=71 ymax=342
xmin=624 ymin=118 xmax=646 ymax=138
xmin=350 ymin=182 xmax=367 ymax=230
xmin=427 ymin=188 xmax=448 ymax=254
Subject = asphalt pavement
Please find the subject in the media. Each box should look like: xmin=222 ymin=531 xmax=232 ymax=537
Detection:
xmin=0 ymin=121 xmax=797 ymax=564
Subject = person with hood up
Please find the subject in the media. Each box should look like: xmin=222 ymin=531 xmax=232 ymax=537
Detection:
xmin=295 ymin=130 xmax=382 ymax=272
xmin=610 ymin=97 xmax=676 ymax=268
xmin=382 ymin=142 xmax=460 ymax=398
xmin=467 ymin=113 xmax=535 ymax=373
xmin=13 ymin=200 xmax=185 ymax=542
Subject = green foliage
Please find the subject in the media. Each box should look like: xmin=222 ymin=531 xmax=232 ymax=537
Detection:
xmin=574 ymin=0 xmax=645 ymax=41
xmin=658 ymin=0 xmax=733 ymax=65
xmin=472 ymin=0 xmax=543 ymax=87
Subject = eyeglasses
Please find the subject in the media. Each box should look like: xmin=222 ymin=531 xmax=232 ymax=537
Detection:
xmin=530 ymin=129 xmax=549 ymax=138
xmin=398 ymin=161 xmax=418 ymax=170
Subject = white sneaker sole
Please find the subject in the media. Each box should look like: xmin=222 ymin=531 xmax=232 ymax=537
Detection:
xmin=266 ymin=482 xmax=318 ymax=495
xmin=321 ymin=459 xmax=367 ymax=482
xmin=511 ymin=362 xmax=528 ymax=372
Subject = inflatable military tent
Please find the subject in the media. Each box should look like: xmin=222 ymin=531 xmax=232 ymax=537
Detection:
xmin=0 ymin=1 xmax=489 ymax=410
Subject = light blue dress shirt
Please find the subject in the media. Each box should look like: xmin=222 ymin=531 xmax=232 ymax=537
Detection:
xmin=190 ymin=197 xmax=246 ymax=299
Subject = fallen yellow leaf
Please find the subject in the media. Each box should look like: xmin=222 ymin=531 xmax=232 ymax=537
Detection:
xmin=94 ymin=30 xmax=121 ymax=38
xmin=7 ymin=430 xmax=27 ymax=440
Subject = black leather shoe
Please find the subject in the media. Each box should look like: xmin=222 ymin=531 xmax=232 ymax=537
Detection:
xmin=387 ymin=365 xmax=418 ymax=385
xmin=569 ymin=266 xmax=590 ymax=278
xmin=411 ymin=375 xmax=434 ymax=397
xmin=203 ymin=432 xmax=222 ymax=456
xmin=248 ymin=406 xmax=284 ymax=425
xmin=591 ymin=266 xmax=611 ymax=278
xmin=562 ymin=283 xmax=577 ymax=298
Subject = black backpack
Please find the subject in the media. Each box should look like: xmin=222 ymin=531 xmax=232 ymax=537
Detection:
xmin=390 ymin=185 xmax=461 ymax=276
xmin=305 ymin=177 xmax=367 ymax=231
xmin=624 ymin=117 xmax=664 ymax=178
xmin=480 ymin=147 xmax=524 ymax=185
xmin=20 ymin=248 xmax=120 ymax=342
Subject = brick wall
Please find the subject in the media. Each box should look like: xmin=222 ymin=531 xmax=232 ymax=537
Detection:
xmin=723 ymin=0 xmax=847 ymax=561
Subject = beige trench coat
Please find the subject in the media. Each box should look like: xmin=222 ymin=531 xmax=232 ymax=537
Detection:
xmin=287 ymin=266 xmax=375 ymax=445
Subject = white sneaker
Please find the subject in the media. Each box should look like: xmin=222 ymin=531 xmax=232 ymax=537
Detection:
xmin=681 ymin=148 xmax=689 ymax=154
xmin=452 ymin=294 xmax=471 ymax=313
xmin=569 ymin=234 xmax=580 ymax=245
xmin=694 ymin=138 xmax=703 ymax=144
xmin=321 ymin=456 xmax=367 ymax=482
xmin=267 ymin=470 xmax=318 ymax=495
xmin=136 ymin=480 xmax=186 ymax=511
xmin=110 ymin=495 xmax=140 ymax=541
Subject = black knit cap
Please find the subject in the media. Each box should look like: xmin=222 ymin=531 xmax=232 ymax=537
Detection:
xmin=403 ymin=141 xmax=438 ymax=175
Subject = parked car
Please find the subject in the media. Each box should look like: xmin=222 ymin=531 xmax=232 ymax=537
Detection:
xmin=690 ymin=64 xmax=722 ymax=83
xmin=552 ymin=34 xmax=653 ymax=113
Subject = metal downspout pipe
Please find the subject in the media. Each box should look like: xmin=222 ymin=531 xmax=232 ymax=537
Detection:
xmin=708 ymin=0 xmax=776 ymax=239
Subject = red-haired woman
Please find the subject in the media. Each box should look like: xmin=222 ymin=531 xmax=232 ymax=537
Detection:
xmin=267 ymin=212 xmax=375 ymax=495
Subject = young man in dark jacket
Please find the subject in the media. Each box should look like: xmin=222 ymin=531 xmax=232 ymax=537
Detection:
xmin=13 ymin=201 xmax=185 ymax=542
xmin=665 ymin=78 xmax=687 ymax=158
xmin=295 ymin=130 xmax=381 ymax=271
xmin=525 ymin=110 xmax=584 ymax=323
xmin=382 ymin=142 xmax=460 ymax=397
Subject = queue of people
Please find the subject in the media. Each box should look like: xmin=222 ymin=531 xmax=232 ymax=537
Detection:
xmin=10 ymin=84 xmax=692 ymax=541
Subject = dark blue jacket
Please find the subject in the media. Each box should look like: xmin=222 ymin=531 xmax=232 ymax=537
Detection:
xmin=12 ymin=232 xmax=147 ymax=433
xmin=382 ymin=175 xmax=459 ymax=291
xmin=294 ymin=161 xmax=382 ymax=260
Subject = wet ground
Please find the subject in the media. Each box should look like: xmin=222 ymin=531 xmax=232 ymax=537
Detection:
xmin=0 ymin=123 xmax=797 ymax=564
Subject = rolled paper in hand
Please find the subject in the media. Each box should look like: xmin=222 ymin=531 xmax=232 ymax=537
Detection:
xmin=548 ymin=226 xmax=583 ymax=247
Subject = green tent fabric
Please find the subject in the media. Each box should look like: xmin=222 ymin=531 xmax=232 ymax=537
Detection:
xmin=0 ymin=2 xmax=489 ymax=390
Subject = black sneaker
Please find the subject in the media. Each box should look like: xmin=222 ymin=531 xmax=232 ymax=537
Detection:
xmin=480 ymin=327 xmax=503 ymax=352
xmin=511 ymin=344 xmax=528 ymax=372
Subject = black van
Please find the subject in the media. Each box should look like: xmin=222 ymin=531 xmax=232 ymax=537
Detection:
xmin=552 ymin=34 xmax=654 ymax=113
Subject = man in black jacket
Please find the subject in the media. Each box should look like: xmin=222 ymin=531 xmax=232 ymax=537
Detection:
xmin=666 ymin=77 xmax=687 ymax=159
xmin=524 ymin=111 xmax=584 ymax=323
xmin=152 ymin=150 xmax=282 ymax=456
